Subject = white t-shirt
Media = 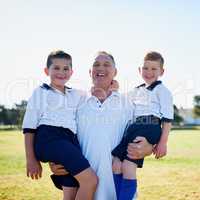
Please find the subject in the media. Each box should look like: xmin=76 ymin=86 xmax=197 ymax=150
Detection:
xmin=128 ymin=81 xmax=173 ymax=122
xmin=77 ymin=91 xmax=133 ymax=200
xmin=22 ymin=83 xmax=86 ymax=134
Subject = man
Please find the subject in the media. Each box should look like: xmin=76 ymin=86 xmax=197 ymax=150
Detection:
xmin=50 ymin=51 xmax=153 ymax=200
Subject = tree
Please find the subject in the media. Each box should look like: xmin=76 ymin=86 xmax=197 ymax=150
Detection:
xmin=0 ymin=105 xmax=7 ymax=125
xmin=15 ymin=100 xmax=27 ymax=129
xmin=0 ymin=101 xmax=27 ymax=129
xmin=0 ymin=105 xmax=18 ymax=128
xmin=173 ymin=105 xmax=183 ymax=125
xmin=193 ymin=95 xmax=200 ymax=118
xmin=6 ymin=108 xmax=18 ymax=126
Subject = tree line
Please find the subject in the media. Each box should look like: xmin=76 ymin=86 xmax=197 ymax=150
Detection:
xmin=0 ymin=101 xmax=27 ymax=129
xmin=0 ymin=95 xmax=200 ymax=129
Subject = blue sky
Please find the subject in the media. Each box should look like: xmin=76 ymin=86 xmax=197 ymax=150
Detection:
xmin=0 ymin=0 xmax=200 ymax=108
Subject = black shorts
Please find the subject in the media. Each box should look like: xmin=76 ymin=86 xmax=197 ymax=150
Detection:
xmin=34 ymin=125 xmax=90 ymax=189
xmin=112 ymin=115 xmax=162 ymax=168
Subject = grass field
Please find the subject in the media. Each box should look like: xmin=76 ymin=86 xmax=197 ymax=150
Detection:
xmin=0 ymin=130 xmax=200 ymax=200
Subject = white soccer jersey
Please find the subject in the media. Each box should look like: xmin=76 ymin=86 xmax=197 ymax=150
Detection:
xmin=22 ymin=83 xmax=86 ymax=134
xmin=128 ymin=81 xmax=173 ymax=122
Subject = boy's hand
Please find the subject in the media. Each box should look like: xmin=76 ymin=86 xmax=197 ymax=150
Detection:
xmin=109 ymin=80 xmax=119 ymax=92
xmin=49 ymin=162 xmax=69 ymax=175
xmin=26 ymin=159 xmax=42 ymax=180
xmin=153 ymin=142 xmax=167 ymax=159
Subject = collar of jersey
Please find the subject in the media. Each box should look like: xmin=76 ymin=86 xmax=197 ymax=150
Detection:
xmin=136 ymin=80 xmax=162 ymax=91
xmin=87 ymin=90 xmax=120 ymax=102
xmin=40 ymin=83 xmax=72 ymax=93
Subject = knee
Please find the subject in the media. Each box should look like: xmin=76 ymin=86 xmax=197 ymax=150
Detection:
xmin=78 ymin=168 xmax=98 ymax=188
xmin=121 ymin=160 xmax=128 ymax=172
xmin=121 ymin=160 xmax=137 ymax=179
xmin=88 ymin=170 xmax=98 ymax=188
xmin=112 ymin=158 xmax=122 ymax=174
xmin=92 ymin=173 xmax=98 ymax=189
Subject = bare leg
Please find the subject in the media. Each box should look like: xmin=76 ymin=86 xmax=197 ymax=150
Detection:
xmin=112 ymin=157 xmax=123 ymax=199
xmin=63 ymin=186 xmax=78 ymax=200
xmin=118 ymin=159 xmax=137 ymax=200
xmin=74 ymin=167 xmax=98 ymax=200
xmin=122 ymin=159 xmax=137 ymax=179
xmin=112 ymin=157 xmax=122 ymax=174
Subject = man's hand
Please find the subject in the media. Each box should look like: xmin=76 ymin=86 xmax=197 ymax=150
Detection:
xmin=49 ymin=162 xmax=69 ymax=175
xmin=153 ymin=142 xmax=167 ymax=159
xmin=26 ymin=159 xmax=42 ymax=180
xmin=127 ymin=136 xmax=153 ymax=159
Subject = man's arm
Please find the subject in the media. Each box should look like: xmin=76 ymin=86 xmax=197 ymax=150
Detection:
xmin=24 ymin=133 xmax=42 ymax=179
xmin=127 ymin=136 xmax=153 ymax=159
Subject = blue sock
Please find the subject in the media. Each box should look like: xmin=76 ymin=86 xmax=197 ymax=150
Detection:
xmin=119 ymin=178 xmax=137 ymax=200
xmin=113 ymin=174 xmax=122 ymax=199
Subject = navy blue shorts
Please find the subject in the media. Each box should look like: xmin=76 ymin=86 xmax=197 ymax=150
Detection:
xmin=34 ymin=125 xmax=90 ymax=189
xmin=112 ymin=115 xmax=162 ymax=168
xmin=50 ymin=174 xmax=79 ymax=190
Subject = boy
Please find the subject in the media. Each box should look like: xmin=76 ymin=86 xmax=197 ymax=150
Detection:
xmin=112 ymin=51 xmax=173 ymax=200
xmin=22 ymin=50 xmax=98 ymax=200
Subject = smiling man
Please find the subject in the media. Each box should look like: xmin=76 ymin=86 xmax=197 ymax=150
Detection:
xmin=50 ymin=51 xmax=153 ymax=200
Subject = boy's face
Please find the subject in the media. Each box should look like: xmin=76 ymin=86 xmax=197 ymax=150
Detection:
xmin=90 ymin=55 xmax=117 ymax=89
xmin=139 ymin=60 xmax=164 ymax=85
xmin=45 ymin=58 xmax=73 ymax=88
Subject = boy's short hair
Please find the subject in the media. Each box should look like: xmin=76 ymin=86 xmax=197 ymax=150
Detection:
xmin=144 ymin=51 xmax=164 ymax=68
xmin=46 ymin=50 xmax=72 ymax=68
xmin=95 ymin=51 xmax=116 ymax=67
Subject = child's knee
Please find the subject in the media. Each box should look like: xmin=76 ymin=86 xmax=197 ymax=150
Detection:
xmin=121 ymin=160 xmax=137 ymax=179
xmin=75 ymin=168 xmax=98 ymax=188
xmin=88 ymin=170 xmax=98 ymax=188
xmin=112 ymin=157 xmax=122 ymax=173
xmin=63 ymin=186 xmax=77 ymax=200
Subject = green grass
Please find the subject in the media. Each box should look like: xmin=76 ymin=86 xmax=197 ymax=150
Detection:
xmin=138 ymin=130 xmax=200 ymax=200
xmin=0 ymin=130 xmax=200 ymax=200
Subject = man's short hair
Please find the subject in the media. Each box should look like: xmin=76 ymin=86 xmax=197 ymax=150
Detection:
xmin=95 ymin=51 xmax=116 ymax=67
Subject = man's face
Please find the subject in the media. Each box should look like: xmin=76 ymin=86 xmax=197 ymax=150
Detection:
xmin=139 ymin=60 xmax=164 ymax=85
xmin=45 ymin=58 xmax=73 ymax=88
xmin=90 ymin=55 xmax=117 ymax=89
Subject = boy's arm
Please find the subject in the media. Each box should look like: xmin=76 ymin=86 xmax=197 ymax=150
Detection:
xmin=153 ymin=122 xmax=171 ymax=159
xmin=24 ymin=133 xmax=42 ymax=179
xmin=153 ymin=85 xmax=173 ymax=159
xmin=23 ymin=88 xmax=43 ymax=179
xmin=159 ymin=122 xmax=172 ymax=145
